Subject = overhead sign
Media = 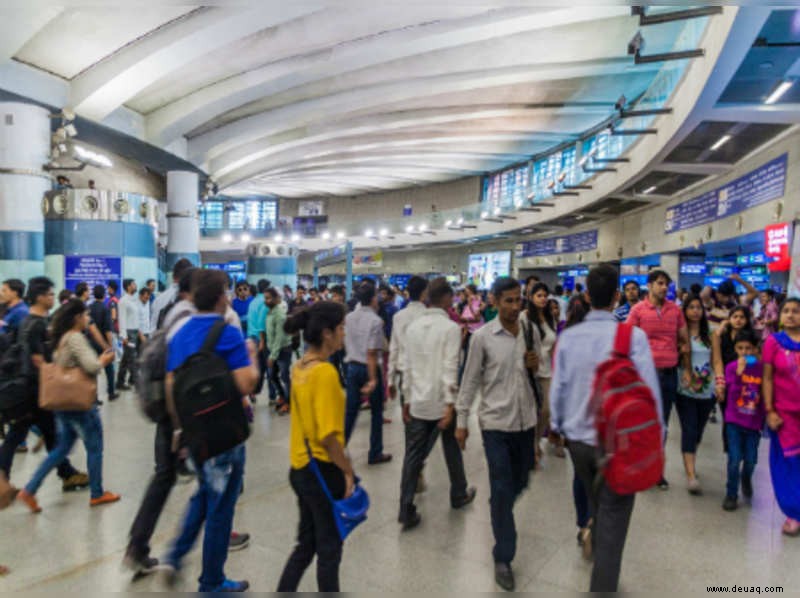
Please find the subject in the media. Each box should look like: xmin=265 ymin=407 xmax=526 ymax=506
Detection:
xmin=515 ymin=229 xmax=598 ymax=258
xmin=314 ymin=243 xmax=349 ymax=266
xmin=64 ymin=256 xmax=122 ymax=293
xmin=766 ymin=222 xmax=792 ymax=272
xmin=664 ymin=154 xmax=787 ymax=234
xmin=353 ymin=249 xmax=383 ymax=267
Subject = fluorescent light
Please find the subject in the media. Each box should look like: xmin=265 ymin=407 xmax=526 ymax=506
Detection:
xmin=418 ymin=223 xmax=428 ymax=232
xmin=480 ymin=211 xmax=488 ymax=219
xmin=765 ymin=80 xmax=793 ymax=105
xmin=575 ymin=214 xmax=585 ymax=220
xmin=643 ymin=185 xmax=657 ymax=194
xmin=379 ymin=228 xmax=389 ymax=237
xmin=710 ymin=134 xmax=731 ymax=151
xmin=222 ymin=233 xmax=232 ymax=243
xmin=322 ymin=231 xmax=331 ymax=240
xmin=364 ymin=228 xmax=374 ymax=237
xmin=291 ymin=233 xmax=300 ymax=242
xmin=493 ymin=206 xmax=501 ymax=216
xmin=274 ymin=233 xmax=283 ymax=242
xmin=240 ymin=233 xmax=251 ymax=242
xmin=405 ymin=224 xmax=414 ymax=233
xmin=444 ymin=219 xmax=453 ymax=227
xmin=457 ymin=217 xmax=464 ymax=226
xmin=336 ymin=231 xmax=345 ymax=240
xmin=73 ymin=145 xmax=112 ymax=168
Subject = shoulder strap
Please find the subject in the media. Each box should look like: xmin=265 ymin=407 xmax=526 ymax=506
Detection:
xmin=613 ymin=323 xmax=633 ymax=358
xmin=200 ymin=319 xmax=227 ymax=353
xmin=522 ymin=318 xmax=533 ymax=352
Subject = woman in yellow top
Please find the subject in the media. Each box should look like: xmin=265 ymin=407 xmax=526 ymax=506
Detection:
xmin=277 ymin=301 xmax=354 ymax=592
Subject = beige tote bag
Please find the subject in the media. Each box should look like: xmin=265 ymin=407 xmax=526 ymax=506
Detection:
xmin=38 ymin=335 xmax=97 ymax=412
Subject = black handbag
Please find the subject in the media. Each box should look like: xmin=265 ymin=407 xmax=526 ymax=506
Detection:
xmin=522 ymin=319 xmax=544 ymax=412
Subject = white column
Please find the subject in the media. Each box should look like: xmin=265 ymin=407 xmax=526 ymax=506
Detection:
xmin=166 ymin=170 xmax=199 ymax=270
xmin=0 ymin=102 xmax=50 ymax=280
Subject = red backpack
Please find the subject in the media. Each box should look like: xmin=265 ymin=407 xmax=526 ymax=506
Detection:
xmin=592 ymin=324 xmax=664 ymax=495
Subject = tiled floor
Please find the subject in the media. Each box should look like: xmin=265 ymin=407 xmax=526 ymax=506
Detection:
xmin=1 ymin=393 xmax=797 ymax=592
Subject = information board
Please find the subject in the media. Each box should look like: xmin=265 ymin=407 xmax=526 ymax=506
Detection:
xmin=665 ymin=154 xmax=787 ymax=234
xmin=64 ymin=256 xmax=122 ymax=293
xmin=515 ymin=230 xmax=598 ymax=258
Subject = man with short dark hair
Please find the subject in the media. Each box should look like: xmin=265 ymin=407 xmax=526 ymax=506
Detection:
xmin=387 ymin=276 xmax=428 ymax=403
xmin=89 ymin=284 xmax=117 ymax=400
xmin=151 ymin=258 xmax=194 ymax=331
xmin=0 ymin=279 xmax=27 ymax=335
xmin=0 ymin=277 xmax=88 ymax=491
xmin=145 ymin=279 xmax=156 ymax=304
xmin=106 ymin=280 xmax=120 ymax=335
xmin=74 ymin=282 xmax=90 ymax=304
xmin=614 ymin=280 xmax=640 ymax=323
xmin=329 ymin=285 xmax=345 ymax=304
xmin=138 ymin=287 xmax=152 ymax=340
xmin=117 ymin=278 xmax=139 ymax=389
xmin=627 ymin=269 xmax=689 ymax=490
xmin=265 ymin=287 xmax=292 ymax=414
xmin=455 ymin=277 xmax=539 ymax=591
xmin=162 ymin=269 xmax=259 ymax=592
xmin=344 ymin=282 xmax=391 ymax=464
xmin=246 ymin=279 xmax=271 ymax=402
xmin=550 ymin=264 xmax=662 ymax=592
xmin=399 ymin=278 xmax=475 ymax=530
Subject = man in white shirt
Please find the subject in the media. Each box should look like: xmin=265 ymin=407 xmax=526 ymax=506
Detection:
xmin=387 ymin=276 xmax=429 ymax=404
xmin=117 ymin=278 xmax=140 ymax=389
xmin=138 ymin=288 xmax=152 ymax=338
xmin=398 ymin=278 xmax=476 ymax=530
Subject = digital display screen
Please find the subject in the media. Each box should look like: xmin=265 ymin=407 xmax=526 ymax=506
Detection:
xmin=680 ymin=263 xmax=706 ymax=275
xmin=468 ymin=251 xmax=511 ymax=290
xmin=737 ymin=253 xmax=768 ymax=266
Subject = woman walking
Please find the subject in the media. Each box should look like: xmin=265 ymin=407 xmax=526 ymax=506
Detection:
xmin=675 ymin=296 xmax=718 ymax=495
xmin=277 ymin=302 xmax=355 ymax=592
xmin=17 ymin=299 xmax=119 ymax=512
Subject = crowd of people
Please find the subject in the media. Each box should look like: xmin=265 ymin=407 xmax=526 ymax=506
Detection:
xmin=0 ymin=261 xmax=798 ymax=592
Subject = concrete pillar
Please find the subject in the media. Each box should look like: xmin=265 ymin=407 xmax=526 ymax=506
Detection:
xmin=0 ymin=102 xmax=50 ymax=281
xmin=659 ymin=253 xmax=680 ymax=285
xmin=166 ymin=171 xmax=199 ymax=271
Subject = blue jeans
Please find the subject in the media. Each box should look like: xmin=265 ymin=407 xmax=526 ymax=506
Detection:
xmin=25 ymin=409 xmax=104 ymax=498
xmin=344 ymin=362 xmax=384 ymax=461
xmin=725 ymin=423 xmax=760 ymax=498
xmin=167 ymin=443 xmax=245 ymax=591
xmin=481 ymin=428 xmax=535 ymax=565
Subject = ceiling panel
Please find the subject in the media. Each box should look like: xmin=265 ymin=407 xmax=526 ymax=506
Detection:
xmin=664 ymin=120 xmax=791 ymax=164
xmin=623 ymin=171 xmax=708 ymax=196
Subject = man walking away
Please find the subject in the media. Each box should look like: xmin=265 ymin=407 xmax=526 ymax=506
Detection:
xmin=151 ymin=258 xmax=194 ymax=331
xmin=399 ymin=278 xmax=476 ymax=530
xmin=246 ymin=279 xmax=270 ymax=402
xmin=265 ymin=287 xmax=292 ymax=414
xmin=344 ymin=282 xmax=392 ymax=465
xmin=627 ymin=269 xmax=689 ymax=489
xmin=162 ymin=269 xmax=258 ymax=592
xmin=117 ymin=279 xmax=140 ymax=389
xmin=88 ymin=285 xmax=117 ymax=400
xmin=387 ymin=276 xmax=428 ymax=406
xmin=550 ymin=264 xmax=662 ymax=592
xmin=455 ymin=277 xmax=539 ymax=591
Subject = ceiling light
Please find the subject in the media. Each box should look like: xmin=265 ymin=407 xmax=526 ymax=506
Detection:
xmin=336 ymin=231 xmax=345 ymax=240
xmin=364 ymin=228 xmax=374 ymax=238
xmin=457 ymin=217 xmax=464 ymax=226
xmin=274 ymin=233 xmax=283 ymax=242
xmin=291 ymin=233 xmax=300 ymax=242
xmin=322 ymin=231 xmax=331 ymax=240
xmin=642 ymin=185 xmax=658 ymax=194
xmin=575 ymin=214 xmax=585 ymax=220
xmin=222 ymin=233 xmax=232 ymax=243
xmin=444 ymin=219 xmax=453 ymax=227
xmin=73 ymin=145 xmax=112 ymax=168
xmin=405 ymin=224 xmax=414 ymax=233
xmin=493 ymin=206 xmax=501 ymax=216
xmin=710 ymin=134 xmax=732 ymax=151
xmin=480 ymin=211 xmax=488 ymax=219
xmin=240 ymin=233 xmax=251 ymax=242
xmin=765 ymin=80 xmax=793 ymax=105
xmin=379 ymin=228 xmax=389 ymax=237
xmin=418 ymin=223 xmax=428 ymax=232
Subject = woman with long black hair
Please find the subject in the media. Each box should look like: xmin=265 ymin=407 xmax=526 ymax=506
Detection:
xmin=277 ymin=301 xmax=355 ymax=592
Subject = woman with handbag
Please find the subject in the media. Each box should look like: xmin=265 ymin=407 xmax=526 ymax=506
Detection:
xmin=277 ymin=301 xmax=359 ymax=592
xmin=17 ymin=299 xmax=119 ymax=513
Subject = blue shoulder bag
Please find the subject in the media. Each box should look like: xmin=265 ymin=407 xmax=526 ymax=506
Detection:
xmin=294 ymin=377 xmax=370 ymax=541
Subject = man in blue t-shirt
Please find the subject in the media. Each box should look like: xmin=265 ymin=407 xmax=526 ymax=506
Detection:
xmin=0 ymin=278 xmax=28 ymax=335
xmin=163 ymin=269 xmax=258 ymax=593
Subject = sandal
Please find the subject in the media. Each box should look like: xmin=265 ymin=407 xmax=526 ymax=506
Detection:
xmin=782 ymin=518 xmax=800 ymax=537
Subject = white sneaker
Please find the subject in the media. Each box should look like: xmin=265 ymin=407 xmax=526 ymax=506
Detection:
xmin=687 ymin=478 xmax=702 ymax=496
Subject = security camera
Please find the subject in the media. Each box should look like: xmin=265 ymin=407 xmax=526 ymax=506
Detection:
xmin=628 ymin=31 xmax=644 ymax=56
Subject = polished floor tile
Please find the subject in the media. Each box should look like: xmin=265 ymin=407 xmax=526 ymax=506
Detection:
xmin=0 ymin=392 xmax=796 ymax=592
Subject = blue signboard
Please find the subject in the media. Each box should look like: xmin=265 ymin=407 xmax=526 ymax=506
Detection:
xmin=665 ymin=154 xmax=787 ymax=234
xmin=515 ymin=229 xmax=598 ymax=258
xmin=64 ymin=256 xmax=122 ymax=293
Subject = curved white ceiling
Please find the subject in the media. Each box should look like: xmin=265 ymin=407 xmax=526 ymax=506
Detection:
xmin=3 ymin=4 xmax=696 ymax=197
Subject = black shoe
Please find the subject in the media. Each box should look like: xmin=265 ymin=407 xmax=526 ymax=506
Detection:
xmin=657 ymin=477 xmax=669 ymax=491
xmin=108 ymin=393 xmax=120 ymax=401
xmin=742 ymin=476 xmax=753 ymax=499
xmin=451 ymin=487 xmax=477 ymax=509
xmin=722 ymin=495 xmax=739 ymax=511
xmin=368 ymin=453 xmax=392 ymax=465
xmin=95 ymin=399 xmax=103 ymax=406
xmin=117 ymin=384 xmax=131 ymax=391
xmin=494 ymin=562 xmax=515 ymax=591
xmin=400 ymin=511 xmax=421 ymax=531
xmin=123 ymin=549 xmax=160 ymax=575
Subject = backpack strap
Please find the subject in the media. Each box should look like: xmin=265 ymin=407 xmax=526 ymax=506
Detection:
xmin=613 ymin=323 xmax=633 ymax=358
xmin=201 ymin=319 xmax=228 ymax=353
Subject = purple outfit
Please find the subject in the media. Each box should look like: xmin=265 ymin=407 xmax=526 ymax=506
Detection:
xmin=724 ymin=360 xmax=766 ymax=432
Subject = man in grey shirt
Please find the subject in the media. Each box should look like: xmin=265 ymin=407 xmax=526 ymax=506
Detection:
xmin=344 ymin=282 xmax=391 ymax=465
xmin=456 ymin=277 xmax=539 ymax=592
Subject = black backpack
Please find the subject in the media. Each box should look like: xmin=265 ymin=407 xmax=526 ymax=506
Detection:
xmin=172 ymin=320 xmax=250 ymax=464
xmin=0 ymin=319 xmax=38 ymax=420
